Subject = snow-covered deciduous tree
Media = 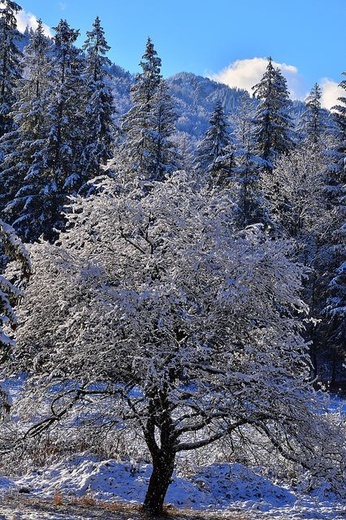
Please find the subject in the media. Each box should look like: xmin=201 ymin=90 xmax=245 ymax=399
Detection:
xmin=0 ymin=218 xmax=30 ymax=424
xmin=262 ymin=139 xmax=345 ymax=384
xmin=14 ymin=174 xmax=345 ymax=514
xmin=262 ymin=144 xmax=330 ymax=244
xmin=0 ymin=219 xmax=30 ymax=355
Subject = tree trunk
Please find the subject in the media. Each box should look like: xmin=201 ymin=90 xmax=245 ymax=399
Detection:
xmin=142 ymin=447 xmax=175 ymax=516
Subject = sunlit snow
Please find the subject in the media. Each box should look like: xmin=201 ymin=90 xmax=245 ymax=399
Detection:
xmin=0 ymin=454 xmax=345 ymax=519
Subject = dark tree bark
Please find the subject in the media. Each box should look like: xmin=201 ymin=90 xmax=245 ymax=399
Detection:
xmin=142 ymin=392 xmax=176 ymax=516
xmin=142 ymin=446 xmax=176 ymax=516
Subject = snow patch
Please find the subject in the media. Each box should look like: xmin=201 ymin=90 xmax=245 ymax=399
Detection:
xmin=0 ymin=455 xmax=344 ymax=518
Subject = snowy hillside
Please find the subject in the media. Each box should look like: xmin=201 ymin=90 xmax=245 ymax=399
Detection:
xmin=109 ymin=65 xmax=307 ymax=141
xmin=167 ymin=72 xmax=250 ymax=137
xmin=109 ymin=66 xmax=251 ymax=138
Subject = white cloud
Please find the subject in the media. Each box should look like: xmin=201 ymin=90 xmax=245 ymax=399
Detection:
xmin=210 ymin=57 xmax=306 ymax=101
xmin=320 ymin=79 xmax=344 ymax=110
xmin=210 ymin=57 xmax=346 ymax=111
xmin=0 ymin=2 xmax=51 ymax=36
xmin=16 ymin=9 xmax=52 ymax=37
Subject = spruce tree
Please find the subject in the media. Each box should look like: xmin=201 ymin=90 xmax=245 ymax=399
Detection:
xmin=0 ymin=0 xmax=22 ymax=138
xmin=45 ymin=20 xmax=85 ymax=189
xmin=0 ymin=20 xmax=52 ymax=240
xmin=144 ymin=80 xmax=178 ymax=182
xmin=252 ymin=57 xmax=293 ymax=172
xmin=120 ymin=37 xmax=177 ymax=188
xmin=331 ymin=73 xmax=346 ymax=197
xmin=323 ymin=230 xmax=346 ymax=375
xmin=304 ymin=83 xmax=323 ymax=144
xmin=231 ymin=96 xmax=266 ymax=228
xmin=81 ymin=16 xmax=115 ymax=180
xmin=315 ymin=76 xmax=346 ymax=384
xmin=196 ymin=101 xmax=234 ymax=187
xmin=28 ymin=19 xmax=86 ymax=241
xmin=298 ymin=83 xmax=331 ymax=146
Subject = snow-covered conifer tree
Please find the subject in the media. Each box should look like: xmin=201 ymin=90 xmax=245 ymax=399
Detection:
xmin=315 ymin=75 xmax=346 ymax=381
xmin=120 ymin=38 xmax=177 ymax=187
xmin=301 ymin=83 xmax=326 ymax=145
xmin=331 ymin=73 xmax=346 ymax=199
xmin=196 ymin=101 xmax=234 ymax=186
xmin=143 ymin=80 xmax=178 ymax=181
xmin=296 ymin=83 xmax=334 ymax=152
xmin=252 ymin=57 xmax=294 ymax=172
xmin=19 ymin=19 xmax=86 ymax=242
xmin=81 ymin=16 xmax=115 ymax=180
xmin=0 ymin=20 xmax=52 ymax=240
xmin=0 ymin=0 xmax=22 ymax=138
xmin=230 ymin=96 xmax=266 ymax=228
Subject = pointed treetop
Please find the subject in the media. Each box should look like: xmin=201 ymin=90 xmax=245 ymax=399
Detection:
xmin=305 ymin=83 xmax=322 ymax=108
xmin=29 ymin=18 xmax=49 ymax=51
xmin=53 ymin=19 xmax=80 ymax=46
xmin=84 ymin=16 xmax=110 ymax=56
xmin=139 ymin=36 xmax=162 ymax=80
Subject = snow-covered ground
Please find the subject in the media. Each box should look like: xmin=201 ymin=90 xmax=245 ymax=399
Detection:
xmin=0 ymin=388 xmax=344 ymax=519
xmin=0 ymin=454 xmax=345 ymax=519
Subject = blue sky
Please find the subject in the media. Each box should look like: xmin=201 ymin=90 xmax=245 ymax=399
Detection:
xmin=15 ymin=0 xmax=346 ymax=108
